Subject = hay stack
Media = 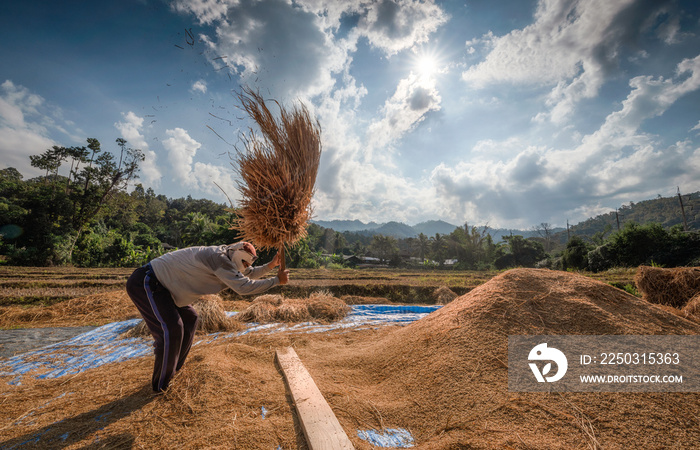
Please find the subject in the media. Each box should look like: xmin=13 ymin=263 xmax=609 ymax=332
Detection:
xmin=317 ymin=268 xmax=700 ymax=449
xmin=236 ymin=291 xmax=350 ymax=324
xmin=235 ymin=294 xmax=284 ymax=323
xmin=635 ymin=266 xmax=700 ymax=308
xmin=233 ymin=87 xmax=322 ymax=258
xmin=433 ymin=285 xmax=458 ymax=304
xmin=683 ymin=293 xmax=700 ymax=321
xmin=123 ymin=294 xmax=242 ymax=338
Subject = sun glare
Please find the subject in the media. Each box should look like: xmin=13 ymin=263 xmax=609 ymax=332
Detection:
xmin=416 ymin=55 xmax=438 ymax=78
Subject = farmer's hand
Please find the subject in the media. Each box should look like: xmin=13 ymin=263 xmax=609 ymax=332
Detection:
xmin=277 ymin=268 xmax=289 ymax=285
xmin=267 ymin=251 xmax=282 ymax=269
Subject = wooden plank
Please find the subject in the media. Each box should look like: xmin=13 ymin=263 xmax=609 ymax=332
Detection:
xmin=275 ymin=347 xmax=355 ymax=450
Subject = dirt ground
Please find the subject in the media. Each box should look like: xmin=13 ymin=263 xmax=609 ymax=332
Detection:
xmin=1 ymin=268 xmax=699 ymax=449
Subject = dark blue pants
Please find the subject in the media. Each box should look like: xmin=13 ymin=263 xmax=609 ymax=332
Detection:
xmin=126 ymin=264 xmax=199 ymax=392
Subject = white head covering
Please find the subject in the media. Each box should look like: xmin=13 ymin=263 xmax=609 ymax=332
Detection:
xmin=226 ymin=242 xmax=257 ymax=273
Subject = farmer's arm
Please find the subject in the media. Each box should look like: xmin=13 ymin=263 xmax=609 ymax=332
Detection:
xmin=243 ymin=251 xmax=281 ymax=280
xmin=215 ymin=268 xmax=280 ymax=296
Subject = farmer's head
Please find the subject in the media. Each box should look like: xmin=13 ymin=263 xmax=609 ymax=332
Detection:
xmin=228 ymin=242 xmax=257 ymax=272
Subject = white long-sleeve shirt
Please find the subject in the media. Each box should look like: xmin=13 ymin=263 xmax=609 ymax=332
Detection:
xmin=150 ymin=245 xmax=279 ymax=307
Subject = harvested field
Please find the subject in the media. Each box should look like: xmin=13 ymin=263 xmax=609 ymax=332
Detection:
xmin=0 ymin=265 xmax=638 ymax=309
xmin=1 ymin=268 xmax=699 ymax=448
xmin=0 ymin=266 xmax=131 ymax=306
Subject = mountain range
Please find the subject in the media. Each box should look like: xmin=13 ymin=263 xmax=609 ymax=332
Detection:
xmin=312 ymin=191 xmax=699 ymax=241
xmin=311 ymin=219 xmax=564 ymax=241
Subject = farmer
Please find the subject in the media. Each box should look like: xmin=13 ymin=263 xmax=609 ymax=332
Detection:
xmin=126 ymin=242 xmax=288 ymax=392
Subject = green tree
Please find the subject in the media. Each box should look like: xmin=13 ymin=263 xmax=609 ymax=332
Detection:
xmin=29 ymin=145 xmax=66 ymax=187
xmin=431 ymin=233 xmax=448 ymax=266
xmin=288 ymin=237 xmax=320 ymax=268
xmin=494 ymin=235 xmax=546 ymax=269
xmin=180 ymin=212 xmax=217 ymax=246
xmin=417 ymin=233 xmax=430 ymax=261
xmin=371 ymin=234 xmax=399 ymax=264
xmin=562 ymin=235 xmax=590 ymax=271
xmin=332 ymin=231 xmax=347 ymax=255
xmin=67 ymin=138 xmax=144 ymax=259
xmin=605 ymin=222 xmax=670 ymax=267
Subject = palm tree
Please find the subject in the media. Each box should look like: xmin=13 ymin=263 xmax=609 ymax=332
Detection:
xmin=181 ymin=212 xmax=217 ymax=245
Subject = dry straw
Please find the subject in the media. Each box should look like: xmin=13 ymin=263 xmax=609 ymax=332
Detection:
xmin=236 ymin=291 xmax=350 ymax=324
xmin=233 ymin=87 xmax=322 ymax=256
xmin=123 ymin=294 xmax=242 ymax=338
xmin=433 ymin=286 xmax=458 ymax=304
xmin=683 ymin=293 xmax=700 ymax=321
xmin=634 ymin=266 xmax=700 ymax=308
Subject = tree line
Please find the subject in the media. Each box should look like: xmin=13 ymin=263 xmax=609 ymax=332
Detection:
xmin=1 ymin=140 xmax=699 ymax=270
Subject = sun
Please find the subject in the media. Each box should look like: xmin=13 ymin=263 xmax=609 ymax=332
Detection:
xmin=411 ymin=48 xmax=445 ymax=82
xmin=416 ymin=55 xmax=438 ymax=78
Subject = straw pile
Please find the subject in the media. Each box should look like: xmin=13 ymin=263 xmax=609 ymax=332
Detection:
xmin=302 ymin=268 xmax=700 ymax=449
xmin=233 ymin=87 xmax=322 ymax=252
xmin=683 ymin=293 xmax=700 ymax=321
xmin=235 ymin=291 xmax=350 ymax=324
xmin=635 ymin=266 xmax=700 ymax=308
xmin=0 ymin=290 xmax=137 ymax=329
xmin=123 ymin=294 xmax=242 ymax=338
xmin=432 ymin=285 xmax=458 ymax=304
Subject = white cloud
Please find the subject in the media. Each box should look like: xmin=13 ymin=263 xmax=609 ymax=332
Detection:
xmin=310 ymin=74 xmax=439 ymax=224
xmin=115 ymin=111 xmax=162 ymax=187
xmin=462 ymin=0 xmax=679 ymax=124
xmin=162 ymin=127 xmax=238 ymax=199
xmin=184 ymin=0 xmax=345 ymax=99
xmin=171 ymin=0 xmax=229 ymax=25
xmin=0 ymin=80 xmax=56 ymax=177
xmin=431 ymin=54 xmax=700 ymax=227
xmin=163 ymin=128 xmax=201 ymax=182
xmin=355 ymin=0 xmax=447 ymax=56
xmin=594 ymin=55 xmax=700 ymax=141
xmin=191 ymin=80 xmax=207 ymax=94
xmin=366 ymin=73 xmax=441 ymax=163
xmin=115 ymin=111 xmax=148 ymax=149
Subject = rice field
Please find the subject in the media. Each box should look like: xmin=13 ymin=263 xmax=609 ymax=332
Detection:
xmin=0 ymin=265 xmax=637 ymax=308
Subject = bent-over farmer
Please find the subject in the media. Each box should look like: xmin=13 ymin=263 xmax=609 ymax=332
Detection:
xmin=126 ymin=242 xmax=288 ymax=392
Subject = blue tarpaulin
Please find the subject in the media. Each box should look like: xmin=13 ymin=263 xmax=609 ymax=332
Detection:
xmin=357 ymin=428 xmax=415 ymax=448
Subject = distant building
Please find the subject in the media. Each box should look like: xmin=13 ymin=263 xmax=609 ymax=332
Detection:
xmin=342 ymin=255 xmax=383 ymax=268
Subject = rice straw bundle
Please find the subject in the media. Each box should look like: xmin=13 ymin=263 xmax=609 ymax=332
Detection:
xmin=123 ymin=294 xmax=242 ymax=337
xmin=233 ymin=87 xmax=322 ymax=263
xmin=634 ymin=266 xmax=700 ymax=308
xmin=682 ymin=293 xmax=700 ymax=320
xmin=235 ymin=292 xmax=350 ymax=324
xmin=433 ymin=285 xmax=458 ymax=304
xmin=234 ymin=294 xmax=283 ymax=323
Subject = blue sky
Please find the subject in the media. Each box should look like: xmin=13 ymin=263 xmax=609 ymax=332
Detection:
xmin=1 ymin=0 xmax=699 ymax=229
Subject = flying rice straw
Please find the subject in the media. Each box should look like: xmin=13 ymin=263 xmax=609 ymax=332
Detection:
xmin=233 ymin=87 xmax=322 ymax=270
